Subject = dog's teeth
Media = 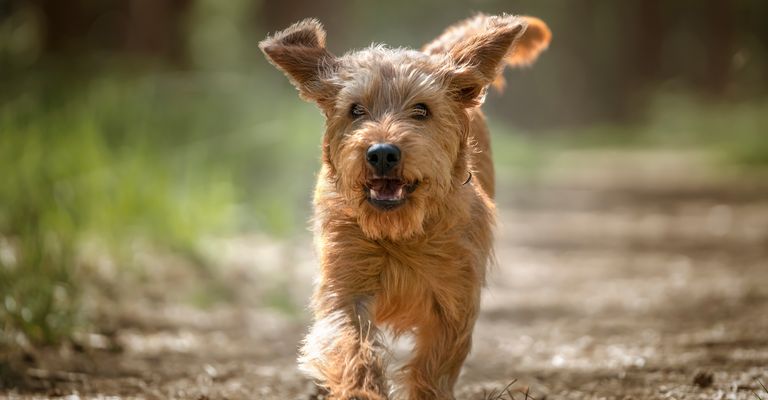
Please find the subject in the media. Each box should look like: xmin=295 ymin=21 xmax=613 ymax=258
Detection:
xmin=369 ymin=181 xmax=407 ymax=202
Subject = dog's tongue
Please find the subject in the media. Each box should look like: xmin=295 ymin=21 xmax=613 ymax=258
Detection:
xmin=369 ymin=179 xmax=405 ymax=201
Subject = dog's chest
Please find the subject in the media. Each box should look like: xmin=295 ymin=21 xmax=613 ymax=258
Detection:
xmin=373 ymin=240 xmax=480 ymax=330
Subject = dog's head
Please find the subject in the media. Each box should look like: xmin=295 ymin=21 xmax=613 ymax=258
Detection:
xmin=260 ymin=15 xmax=549 ymax=240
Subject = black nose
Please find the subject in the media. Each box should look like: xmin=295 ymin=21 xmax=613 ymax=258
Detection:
xmin=366 ymin=143 xmax=401 ymax=175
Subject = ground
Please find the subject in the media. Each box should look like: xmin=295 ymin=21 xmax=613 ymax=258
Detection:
xmin=2 ymin=149 xmax=767 ymax=399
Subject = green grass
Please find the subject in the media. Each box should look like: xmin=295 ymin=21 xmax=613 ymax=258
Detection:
xmin=0 ymin=69 xmax=323 ymax=346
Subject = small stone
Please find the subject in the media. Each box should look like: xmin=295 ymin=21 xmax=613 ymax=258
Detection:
xmin=693 ymin=370 xmax=714 ymax=388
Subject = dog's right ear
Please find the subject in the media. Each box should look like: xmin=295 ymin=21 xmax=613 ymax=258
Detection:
xmin=259 ymin=19 xmax=338 ymax=109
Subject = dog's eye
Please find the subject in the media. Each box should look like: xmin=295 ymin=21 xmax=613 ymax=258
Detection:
xmin=350 ymin=103 xmax=367 ymax=118
xmin=412 ymin=103 xmax=429 ymax=120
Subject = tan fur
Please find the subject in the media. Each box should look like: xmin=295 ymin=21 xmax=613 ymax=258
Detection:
xmin=423 ymin=14 xmax=552 ymax=92
xmin=260 ymin=14 xmax=549 ymax=400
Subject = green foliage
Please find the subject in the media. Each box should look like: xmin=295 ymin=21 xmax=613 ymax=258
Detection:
xmin=0 ymin=232 xmax=80 ymax=345
xmin=490 ymin=93 xmax=768 ymax=170
xmin=0 ymin=71 xmax=323 ymax=346
xmin=643 ymin=94 xmax=768 ymax=166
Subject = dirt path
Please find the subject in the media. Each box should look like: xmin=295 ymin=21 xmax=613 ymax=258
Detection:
xmin=2 ymin=150 xmax=767 ymax=399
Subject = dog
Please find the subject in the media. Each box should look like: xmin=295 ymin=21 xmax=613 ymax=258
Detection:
xmin=260 ymin=13 xmax=550 ymax=400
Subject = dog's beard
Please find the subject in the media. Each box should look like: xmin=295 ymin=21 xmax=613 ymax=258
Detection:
xmin=357 ymin=195 xmax=427 ymax=241
xmin=335 ymin=173 xmax=429 ymax=241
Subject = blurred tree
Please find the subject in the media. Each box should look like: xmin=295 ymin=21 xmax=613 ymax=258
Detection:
xmin=702 ymin=0 xmax=734 ymax=96
xmin=23 ymin=0 xmax=192 ymax=65
xmin=621 ymin=0 xmax=664 ymax=112
xmin=123 ymin=0 xmax=193 ymax=65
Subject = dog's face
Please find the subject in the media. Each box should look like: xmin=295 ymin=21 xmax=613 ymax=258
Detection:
xmin=321 ymin=49 xmax=472 ymax=240
xmin=260 ymin=16 xmax=549 ymax=240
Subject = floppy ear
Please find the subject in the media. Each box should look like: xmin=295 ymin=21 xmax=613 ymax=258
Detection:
xmin=446 ymin=16 xmax=526 ymax=107
xmin=424 ymin=14 xmax=551 ymax=106
xmin=505 ymin=16 xmax=552 ymax=68
xmin=259 ymin=19 xmax=338 ymax=109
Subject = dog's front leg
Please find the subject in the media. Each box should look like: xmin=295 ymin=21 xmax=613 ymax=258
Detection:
xmin=402 ymin=305 xmax=477 ymax=400
xmin=299 ymin=293 xmax=388 ymax=400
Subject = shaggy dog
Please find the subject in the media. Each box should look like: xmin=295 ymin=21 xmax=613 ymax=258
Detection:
xmin=260 ymin=13 xmax=550 ymax=400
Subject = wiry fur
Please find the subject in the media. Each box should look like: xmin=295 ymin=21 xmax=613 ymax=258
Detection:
xmin=260 ymin=13 xmax=550 ymax=400
xmin=422 ymin=14 xmax=552 ymax=92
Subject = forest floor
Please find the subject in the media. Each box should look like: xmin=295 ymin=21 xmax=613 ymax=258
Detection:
xmin=2 ymin=149 xmax=768 ymax=400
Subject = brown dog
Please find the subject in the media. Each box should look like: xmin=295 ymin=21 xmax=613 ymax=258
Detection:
xmin=260 ymin=14 xmax=550 ymax=400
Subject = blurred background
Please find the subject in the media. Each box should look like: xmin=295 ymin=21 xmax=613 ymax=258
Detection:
xmin=1 ymin=1 xmax=767 ymax=398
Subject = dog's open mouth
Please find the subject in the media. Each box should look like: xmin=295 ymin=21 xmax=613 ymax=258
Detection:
xmin=366 ymin=178 xmax=419 ymax=210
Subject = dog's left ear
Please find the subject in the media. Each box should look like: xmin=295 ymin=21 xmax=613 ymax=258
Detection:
xmin=425 ymin=14 xmax=551 ymax=107
xmin=504 ymin=17 xmax=552 ymax=67
xmin=260 ymin=19 xmax=339 ymax=109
